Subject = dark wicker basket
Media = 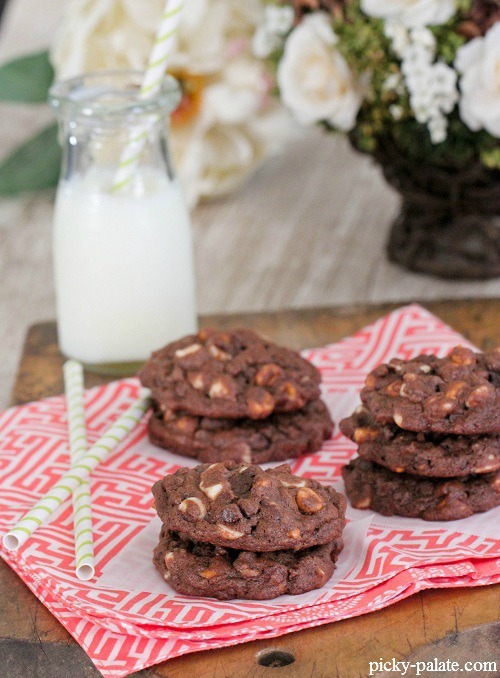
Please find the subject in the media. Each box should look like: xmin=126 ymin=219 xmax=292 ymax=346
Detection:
xmin=353 ymin=135 xmax=500 ymax=279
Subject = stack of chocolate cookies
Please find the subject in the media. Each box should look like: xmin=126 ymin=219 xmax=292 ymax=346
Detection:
xmin=152 ymin=461 xmax=346 ymax=599
xmin=139 ymin=328 xmax=333 ymax=464
xmin=340 ymin=346 xmax=500 ymax=521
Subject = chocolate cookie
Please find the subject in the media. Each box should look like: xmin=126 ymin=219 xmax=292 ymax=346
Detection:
xmin=139 ymin=328 xmax=321 ymax=419
xmin=152 ymin=461 xmax=346 ymax=551
xmin=342 ymin=458 xmax=500 ymax=521
xmin=148 ymin=399 xmax=334 ymax=464
xmin=153 ymin=528 xmax=343 ymax=600
xmin=360 ymin=346 xmax=500 ymax=435
xmin=340 ymin=406 xmax=500 ymax=478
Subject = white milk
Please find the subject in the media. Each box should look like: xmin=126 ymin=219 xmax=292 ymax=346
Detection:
xmin=53 ymin=167 xmax=197 ymax=365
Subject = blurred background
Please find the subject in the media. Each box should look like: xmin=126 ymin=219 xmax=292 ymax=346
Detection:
xmin=1 ymin=0 xmax=499 ymax=410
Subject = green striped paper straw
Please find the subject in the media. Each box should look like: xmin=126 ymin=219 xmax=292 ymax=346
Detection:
xmin=3 ymin=389 xmax=151 ymax=552
xmin=112 ymin=0 xmax=185 ymax=192
xmin=63 ymin=360 xmax=95 ymax=581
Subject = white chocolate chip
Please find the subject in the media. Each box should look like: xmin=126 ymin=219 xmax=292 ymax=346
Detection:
xmin=208 ymin=345 xmax=231 ymax=361
xmin=216 ymin=524 xmax=244 ymax=540
xmin=354 ymin=495 xmax=371 ymax=509
xmin=209 ymin=380 xmax=230 ymax=398
xmin=393 ymin=413 xmax=404 ymax=427
xmin=419 ymin=364 xmax=431 ymax=373
xmin=199 ymin=481 xmax=224 ymax=500
xmin=164 ymin=552 xmax=174 ymax=563
xmin=280 ymin=478 xmax=306 ymax=488
xmin=178 ymin=496 xmax=206 ymax=519
xmin=175 ymin=343 xmax=202 ymax=358
xmin=238 ymin=566 xmax=260 ymax=578
xmin=189 ymin=373 xmax=205 ymax=390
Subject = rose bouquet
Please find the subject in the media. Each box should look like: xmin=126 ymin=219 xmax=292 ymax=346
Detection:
xmin=0 ymin=0 xmax=294 ymax=207
xmin=254 ymin=0 xmax=500 ymax=278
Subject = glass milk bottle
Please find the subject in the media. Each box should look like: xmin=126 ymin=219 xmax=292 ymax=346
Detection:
xmin=49 ymin=71 xmax=197 ymax=374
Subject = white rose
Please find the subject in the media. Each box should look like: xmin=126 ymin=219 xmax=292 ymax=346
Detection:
xmin=455 ymin=23 xmax=500 ymax=137
xmin=173 ymin=53 xmax=295 ymax=206
xmin=50 ymin=0 xmax=165 ymax=77
xmin=169 ymin=0 xmax=263 ymax=74
xmin=172 ymin=107 xmax=294 ymax=206
xmin=361 ymin=0 xmax=456 ymax=28
xmin=51 ymin=0 xmax=264 ymax=77
xmin=277 ymin=13 xmax=363 ymax=131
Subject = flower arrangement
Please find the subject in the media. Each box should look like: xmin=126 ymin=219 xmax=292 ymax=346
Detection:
xmin=253 ymin=0 xmax=500 ymax=278
xmin=0 ymin=0 xmax=294 ymax=207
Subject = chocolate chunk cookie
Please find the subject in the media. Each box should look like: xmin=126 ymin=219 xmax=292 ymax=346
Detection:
xmin=148 ymin=399 xmax=334 ymax=464
xmin=139 ymin=328 xmax=321 ymax=419
xmin=360 ymin=346 xmax=500 ymax=435
xmin=152 ymin=461 xmax=346 ymax=551
xmin=340 ymin=406 xmax=500 ymax=478
xmin=153 ymin=528 xmax=343 ymax=600
xmin=342 ymin=458 xmax=500 ymax=521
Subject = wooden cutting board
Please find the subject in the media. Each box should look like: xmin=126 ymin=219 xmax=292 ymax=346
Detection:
xmin=3 ymin=299 xmax=500 ymax=677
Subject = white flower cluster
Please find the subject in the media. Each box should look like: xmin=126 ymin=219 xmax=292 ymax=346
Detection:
xmin=252 ymin=5 xmax=295 ymax=58
xmin=362 ymin=0 xmax=455 ymax=29
xmin=385 ymin=23 xmax=458 ymax=143
xmin=50 ymin=0 xmax=295 ymax=207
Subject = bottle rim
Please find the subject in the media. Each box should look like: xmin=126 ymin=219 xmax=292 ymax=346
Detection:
xmin=49 ymin=70 xmax=181 ymax=119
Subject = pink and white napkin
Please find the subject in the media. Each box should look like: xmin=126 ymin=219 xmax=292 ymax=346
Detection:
xmin=1 ymin=304 xmax=498 ymax=677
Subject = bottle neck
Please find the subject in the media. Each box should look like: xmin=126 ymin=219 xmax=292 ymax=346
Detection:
xmin=50 ymin=71 xmax=181 ymax=187
xmin=58 ymin=112 xmax=176 ymax=186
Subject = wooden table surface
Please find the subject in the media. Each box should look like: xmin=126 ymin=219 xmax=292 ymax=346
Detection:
xmin=3 ymin=299 xmax=500 ymax=678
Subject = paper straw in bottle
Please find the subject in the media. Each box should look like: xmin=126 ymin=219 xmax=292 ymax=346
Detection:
xmin=63 ymin=360 xmax=95 ymax=581
xmin=3 ymin=390 xmax=151 ymax=551
xmin=112 ymin=0 xmax=185 ymax=192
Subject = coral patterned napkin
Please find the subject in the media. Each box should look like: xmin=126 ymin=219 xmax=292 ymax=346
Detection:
xmin=0 ymin=305 xmax=499 ymax=677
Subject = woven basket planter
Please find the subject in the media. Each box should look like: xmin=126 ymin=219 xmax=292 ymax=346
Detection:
xmin=353 ymin=135 xmax=500 ymax=280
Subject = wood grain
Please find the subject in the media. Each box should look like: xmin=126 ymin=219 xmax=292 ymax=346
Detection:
xmin=4 ymin=299 xmax=500 ymax=677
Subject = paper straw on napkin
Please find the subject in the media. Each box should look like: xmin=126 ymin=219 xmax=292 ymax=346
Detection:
xmin=3 ymin=390 xmax=151 ymax=551
xmin=63 ymin=360 xmax=95 ymax=581
xmin=112 ymin=0 xmax=185 ymax=192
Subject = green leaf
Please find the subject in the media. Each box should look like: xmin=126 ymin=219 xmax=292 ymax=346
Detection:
xmin=0 ymin=51 xmax=54 ymax=103
xmin=0 ymin=123 xmax=61 ymax=195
